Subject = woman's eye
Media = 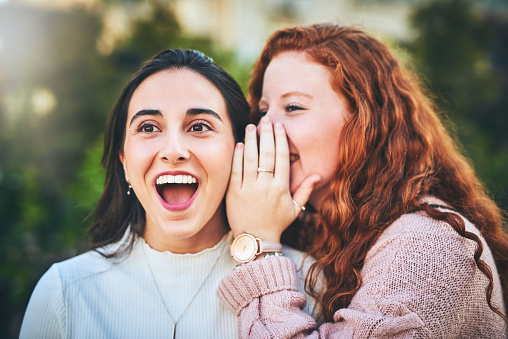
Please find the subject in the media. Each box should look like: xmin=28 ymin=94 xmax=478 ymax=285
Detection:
xmin=189 ymin=121 xmax=212 ymax=133
xmin=258 ymin=110 xmax=267 ymax=117
xmin=286 ymin=104 xmax=303 ymax=112
xmin=138 ymin=123 xmax=160 ymax=133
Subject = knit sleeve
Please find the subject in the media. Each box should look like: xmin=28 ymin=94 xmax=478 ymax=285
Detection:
xmin=217 ymin=214 xmax=502 ymax=338
xmin=19 ymin=264 xmax=66 ymax=338
xmin=218 ymin=256 xmax=320 ymax=338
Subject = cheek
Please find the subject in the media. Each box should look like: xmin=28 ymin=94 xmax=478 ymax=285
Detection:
xmin=298 ymin=122 xmax=341 ymax=172
xmin=197 ymin=140 xmax=235 ymax=184
xmin=123 ymin=138 xmax=157 ymax=175
xmin=313 ymin=124 xmax=342 ymax=178
xmin=284 ymin=121 xmax=309 ymax=148
xmin=286 ymin=120 xmax=317 ymax=157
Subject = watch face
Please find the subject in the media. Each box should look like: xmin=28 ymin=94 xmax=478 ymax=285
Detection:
xmin=232 ymin=234 xmax=257 ymax=262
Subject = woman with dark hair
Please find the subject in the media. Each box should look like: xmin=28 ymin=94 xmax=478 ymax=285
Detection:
xmin=19 ymin=49 xmax=317 ymax=338
xmin=219 ymin=24 xmax=508 ymax=337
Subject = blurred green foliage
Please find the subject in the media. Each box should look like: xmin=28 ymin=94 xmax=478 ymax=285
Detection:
xmin=410 ymin=0 xmax=508 ymax=210
xmin=0 ymin=0 xmax=506 ymax=337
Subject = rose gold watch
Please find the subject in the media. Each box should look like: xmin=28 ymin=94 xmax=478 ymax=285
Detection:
xmin=230 ymin=233 xmax=283 ymax=264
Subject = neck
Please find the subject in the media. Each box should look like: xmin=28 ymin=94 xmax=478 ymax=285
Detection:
xmin=144 ymin=208 xmax=229 ymax=254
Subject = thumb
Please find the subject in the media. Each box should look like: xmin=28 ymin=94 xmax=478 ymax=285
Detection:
xmin=291 ymin=174 xmax=321 ymax=210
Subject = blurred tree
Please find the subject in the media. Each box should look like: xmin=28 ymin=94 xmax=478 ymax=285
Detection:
xmin=410 ymin=0 xmax=508 ymax=214
xmin=106 ymin=1 xmax=251 ymax=92
xmin=0 ymin=5 xmax=107 ymax=337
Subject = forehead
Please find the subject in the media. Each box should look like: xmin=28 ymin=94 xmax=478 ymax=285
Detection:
xmin=263 ymin=51 xmax=333 ymax=91
xmin=128 ymin=69 xmax=228 ymax=119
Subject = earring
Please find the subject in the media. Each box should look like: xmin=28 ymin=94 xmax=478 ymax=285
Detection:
xmin=125 ymin=175 xmax=132 ymax=196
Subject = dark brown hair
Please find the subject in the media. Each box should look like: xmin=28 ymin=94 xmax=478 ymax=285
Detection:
xmin=249 ymin=24 xmax=508 ymax=322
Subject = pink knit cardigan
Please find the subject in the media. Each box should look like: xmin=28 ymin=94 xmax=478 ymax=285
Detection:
xmin=218 ymin=208 xmax=506 ymax=338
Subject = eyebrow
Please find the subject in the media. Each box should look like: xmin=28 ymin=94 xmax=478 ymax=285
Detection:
xmin=187 ymin=108 xmax=223 ymax=121
xmin=129 ymin=109 xmax=162 ymax=126
xmin=129 ymin=108 xmax=222 ymax=126
xmin=259 ymin=91 xmax=314 ymax=105
xmin=281 ymin=91 xmax=313 ymax=99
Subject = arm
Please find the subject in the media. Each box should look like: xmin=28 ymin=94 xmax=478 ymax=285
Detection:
xmin=218 ymin=215 xmax=487 ymax=338
xmin=19 ymin=264 xmax=65 ymax=339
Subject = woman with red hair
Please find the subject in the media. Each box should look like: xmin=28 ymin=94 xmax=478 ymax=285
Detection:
xmin=219 ymin=24 xmax=508 ymax=337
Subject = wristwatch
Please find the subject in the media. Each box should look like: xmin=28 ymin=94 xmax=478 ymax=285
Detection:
xmin=230 ymin=233 xmax=283 ymax=264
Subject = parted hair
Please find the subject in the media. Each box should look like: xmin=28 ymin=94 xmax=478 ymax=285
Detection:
xmin=84 ymin=49 xmax=249 ymax=257
xmin=248 ymin=24 xmax=508 ymax=322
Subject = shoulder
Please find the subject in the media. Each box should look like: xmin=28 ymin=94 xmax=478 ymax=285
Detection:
xmin=360 ymin=199 xmax=491 ymax=293
xmin=54 ymin=249 xmax=115 ymax=284
xmin=351 ymin=200 xmax=505 ymax=336
xmin=370 ymin=203 xmax=482 ymax=261
xmin=54 ymin=232 xmax=139 ymax=285
xmin=20 ymin=263 xmax=66 ymax=338
xmin=361 ymin=201 xmax=494 ymax=296
xmin=49 ymin=235 xmax=142 ymax=291
xmin=26 ymin=249 xmax=114 ymax=295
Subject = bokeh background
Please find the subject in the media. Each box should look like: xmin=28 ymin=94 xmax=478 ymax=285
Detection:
xmin=1 ymin=0 xmax=507 ymax=336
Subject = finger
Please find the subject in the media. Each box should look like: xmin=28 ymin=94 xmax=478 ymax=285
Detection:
xmin=229 ymin=142 xmax=244 ymax=190
xmin=291 ymin=174 xmax=321 ymax=213
xmin=257 ymin=117 xmax=275 ymax=179
xmin=243 ymin=124 xmax=259 ymax=184
xmin=273 ymin=122 xmax=290 ymax=184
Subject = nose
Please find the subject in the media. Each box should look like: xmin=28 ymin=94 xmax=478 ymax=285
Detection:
xmin=159 ymin=131 xmax=190 ymax=163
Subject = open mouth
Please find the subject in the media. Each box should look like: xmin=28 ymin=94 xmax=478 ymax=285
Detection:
xmin=290 ymin=154 xmax=300 ymax=163
xmin=156 ymin=174 xmax=199 ymax=206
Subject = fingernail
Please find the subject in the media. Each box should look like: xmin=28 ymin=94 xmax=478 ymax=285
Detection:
xmin=236 ymin=143 xmax=244 ymax=150
xmin=262 ymin=117 xmax=270 ymax=125
xmin=275 ymin=122 xmax=283 ymax=130
xmin=247 ymin=124 xmax=256 ymax=132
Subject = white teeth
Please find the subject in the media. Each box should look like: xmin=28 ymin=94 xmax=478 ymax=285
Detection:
xmin=156 ymin=175 xmax=197 ymax=185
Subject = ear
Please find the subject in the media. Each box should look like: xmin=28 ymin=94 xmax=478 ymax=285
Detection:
xmin=119 ymin=152 xmax=128 ymax=180
xmin=119 ymin=151 xmax=125 ymax=167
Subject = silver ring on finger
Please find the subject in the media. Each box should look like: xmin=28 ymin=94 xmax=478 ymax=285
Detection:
xmin=292 ymin=199 xmax=306 ymax=211
xmin=257 ymin=167 xmax=274 ymax=174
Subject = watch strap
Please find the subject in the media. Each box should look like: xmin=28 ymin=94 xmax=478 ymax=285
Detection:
xmin=258 ymin=240 xmax=283 ymax=254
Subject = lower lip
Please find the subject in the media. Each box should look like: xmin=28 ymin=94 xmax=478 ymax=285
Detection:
xmin=156 ymin=186 xmax=200 ymax=212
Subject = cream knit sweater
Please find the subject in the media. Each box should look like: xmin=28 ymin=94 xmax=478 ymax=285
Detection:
xmin=218 ymin=205 xmax=506 ymax=338
xmin=19 ymin=232 xmax=318 ymax=338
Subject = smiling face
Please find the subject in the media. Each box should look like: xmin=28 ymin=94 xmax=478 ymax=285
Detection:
xmin=259 ymin=51 xmax=350 ymax=209
xmin=120 ymin=69 xmax=235 ymax=253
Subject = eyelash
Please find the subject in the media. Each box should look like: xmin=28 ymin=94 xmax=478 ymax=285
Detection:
xmin=137 ymin=122 xmax=160 ymax=133
xmin=135 ymin=120 xmax=214 ymax=134
xmin=286 ymin=104 xmax=304 ymax=112
xmin=258 ymin=104 xmax=305 ymax=117
xmin=188 ymin=120 xmax=213 ymax=133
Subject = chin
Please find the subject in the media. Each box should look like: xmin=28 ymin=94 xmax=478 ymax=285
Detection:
xmin=160 ymin=222 xmax=201 ymax=240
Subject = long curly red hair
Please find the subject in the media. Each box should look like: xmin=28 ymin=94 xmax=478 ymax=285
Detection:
xmin=248 ymin=24 xmax=508 ymax=322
